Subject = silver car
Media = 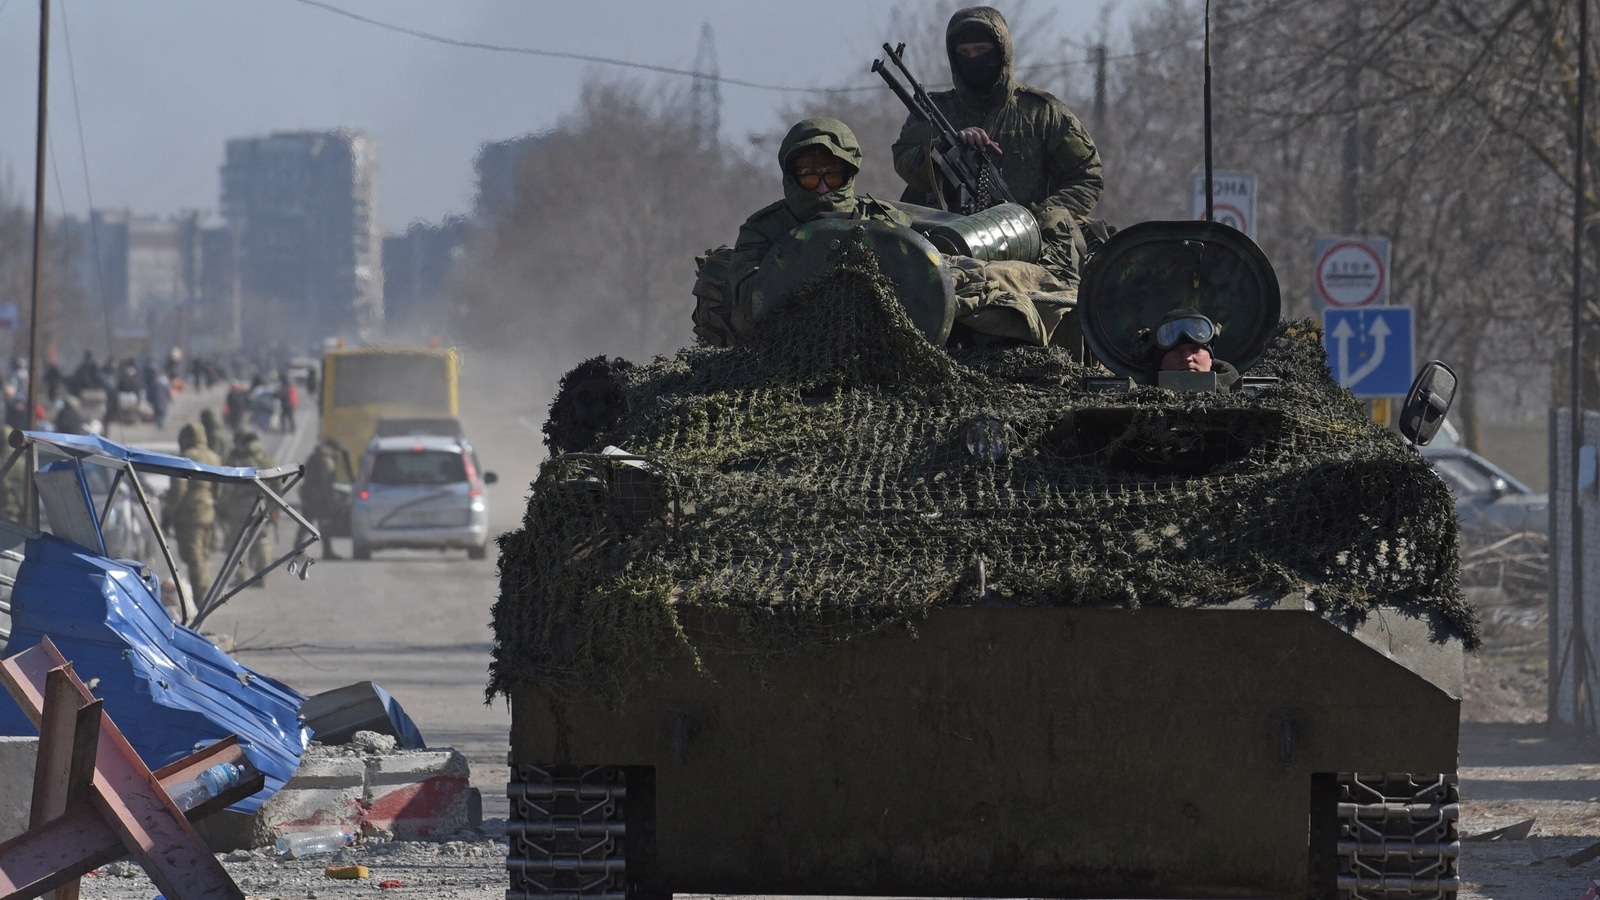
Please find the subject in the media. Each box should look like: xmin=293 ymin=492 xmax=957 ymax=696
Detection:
xmin=350 ymin=435 xmax=497 ymax=560
xmin=1420 ymin=446 xmax=1548 ymax=538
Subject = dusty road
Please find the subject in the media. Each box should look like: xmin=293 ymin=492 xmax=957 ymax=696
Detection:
xmin=59 ymin=355 xmax=1600 ymax=898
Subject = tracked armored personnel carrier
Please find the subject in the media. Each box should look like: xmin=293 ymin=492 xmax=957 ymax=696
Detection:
xmin=492 ymin=220 xmax=1472 ymax=900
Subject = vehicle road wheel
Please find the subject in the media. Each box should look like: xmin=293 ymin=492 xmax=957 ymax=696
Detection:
xmin=352 ymin=542 xmax=371 ymax=561
xmin=468 ymin=544 xmax=488 ymax=560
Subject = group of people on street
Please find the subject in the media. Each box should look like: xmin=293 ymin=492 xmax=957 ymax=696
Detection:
xmin=721 ymin=5 xmax=1234 ymax=381
xmin=224 ymin=370 xmax=300 ymax=435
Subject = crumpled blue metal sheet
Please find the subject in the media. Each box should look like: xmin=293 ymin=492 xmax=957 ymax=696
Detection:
xmin=0 ymin=533 xmax=308 ymax=812
xmin=22 ymin=429 xmax=296 ymax=482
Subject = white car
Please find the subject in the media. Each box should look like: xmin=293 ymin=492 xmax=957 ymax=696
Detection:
xmin=350 ymin=435 xmax=496 ymax=560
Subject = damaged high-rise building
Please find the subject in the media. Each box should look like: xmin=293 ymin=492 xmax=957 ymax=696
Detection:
xmin=220 ymin=129 xmax=383 ymax=341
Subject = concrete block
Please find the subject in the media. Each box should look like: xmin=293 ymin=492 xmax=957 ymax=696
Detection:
xmin=363 ymin=748 xmax=471 ymax=839
xmin=198 ymin=746 xmax=478 ymax=850
xmin=0 ymin=736 xmax=38 ymax=842
xmin=257 ymin=752 xmax=366 ymax=836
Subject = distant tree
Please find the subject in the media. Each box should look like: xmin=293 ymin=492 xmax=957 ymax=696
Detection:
xmin=451 ymin=81 xmax=767 ymax=364
xmin=1097 ymin=0 xmax=1589 ymax=447
xmin=0 ymin=171 xmax=94 ymax=367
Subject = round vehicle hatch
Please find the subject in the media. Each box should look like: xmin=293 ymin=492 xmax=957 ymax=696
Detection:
xmin=1078 ymin=220 xmax=1281 ymax=383
xmin=748 ymin=218 xmax=957 ymax=346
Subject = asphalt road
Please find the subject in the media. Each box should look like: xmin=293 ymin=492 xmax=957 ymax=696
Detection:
xmin=112 ymin=350 xmax=557 ymax=826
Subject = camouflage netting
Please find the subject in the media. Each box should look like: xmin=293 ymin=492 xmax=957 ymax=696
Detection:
xmin=491 ymin=229 xmax=1476 ymax=701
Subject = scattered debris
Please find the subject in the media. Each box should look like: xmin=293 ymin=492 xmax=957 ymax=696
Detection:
xmin=1464 ymin=817 xmax=1537 ymax=842
xmin=0 ymin=532 xmax=309 ymax=811
xmin=324 ymin=864 xmax=369 ymax=879
xmin=1569 ymin=838 xmax=1600 ymax=868
xmin=0 ymin=636 xmax=258 ymax=899
xmin=300 ymin=681 xmax=425 ymax=748
xmin=351 ymin=729 xmax=398 ymax=754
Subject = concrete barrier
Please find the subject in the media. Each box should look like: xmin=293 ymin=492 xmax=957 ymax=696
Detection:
xmin=197 ymin=737 xmax=478 ymax=849
xmin=0 ymin=736 xmax=38 ymax=842
xmin=258 ymin=752 xmax=366 ymax=833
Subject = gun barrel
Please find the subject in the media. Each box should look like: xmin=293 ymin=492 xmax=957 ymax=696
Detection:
xmin=873 ymin=58 xmax=922 ymax=115
xmin=877 ymin=39 xmax=1016 ymax=211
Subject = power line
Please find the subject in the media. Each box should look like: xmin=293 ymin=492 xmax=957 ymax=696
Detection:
xmin=59 ymin=0 xmax=117 ymax=373
xmin=289 ymin=0 xmax=1144 ymax=97
xmin=291 ymin=0 xmax=857 ymax=93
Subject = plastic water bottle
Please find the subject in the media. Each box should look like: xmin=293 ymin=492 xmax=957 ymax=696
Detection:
xmin=275 ymin=827 xmax=355 ymax=859
xmin=167 ymin=763 xmax=243 ymax=810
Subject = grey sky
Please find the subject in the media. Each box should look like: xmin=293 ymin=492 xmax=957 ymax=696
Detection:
xmin=0 ymin=1 xmax=1143 ymax=233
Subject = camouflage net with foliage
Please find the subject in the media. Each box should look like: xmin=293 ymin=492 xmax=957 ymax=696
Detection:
xmin=490 ymin=230 xmax=1476 ymax=701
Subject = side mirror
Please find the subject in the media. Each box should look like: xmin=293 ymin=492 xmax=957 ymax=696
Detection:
xmin=483 ymin=471 xmax=499 ymax=485
xmin=1489 ymin=476 xmax=1509 ymax=499
xmin=1398 ymin=360 xmax=1458 ymax=447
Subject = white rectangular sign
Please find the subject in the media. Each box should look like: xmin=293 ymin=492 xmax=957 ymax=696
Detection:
xmin=1190 ymin=170 xmax=1256 ymax=238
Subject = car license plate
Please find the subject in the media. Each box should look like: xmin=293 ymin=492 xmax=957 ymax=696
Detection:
xmin=389 ymin=509 xmax=467 ymax=528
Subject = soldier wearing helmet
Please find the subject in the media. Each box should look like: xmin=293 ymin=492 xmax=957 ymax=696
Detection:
xmin=720 ymin=116 xmax=1078 ymax=349
xmin=1145 ymin=308 xmax=1240 ymax=390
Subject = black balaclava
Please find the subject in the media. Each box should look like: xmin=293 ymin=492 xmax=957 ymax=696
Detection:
xmin=945 ymin=7 xmax=1017 ymax=108
xmin=952 ymin=26 xmax=1003 ymax=91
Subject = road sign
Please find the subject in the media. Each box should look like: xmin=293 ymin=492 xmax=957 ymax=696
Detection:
xmin=0 ymin=303 xmax=17 ymax=332
xmin=1190 ymin=170 xmax=1256 ymax=238
xmin=1323 ymin=307 xmax=1414 ymax=397
xmin=1312 ymin=237 xmax=1390 ymax=311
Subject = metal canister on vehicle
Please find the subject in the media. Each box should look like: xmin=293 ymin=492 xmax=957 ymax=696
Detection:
xmin=926 ymin=202 xmax=1043 ymax=263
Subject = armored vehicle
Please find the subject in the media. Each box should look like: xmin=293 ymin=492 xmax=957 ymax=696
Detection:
xmin=492 ymin=220 xmax=1472 ymax=900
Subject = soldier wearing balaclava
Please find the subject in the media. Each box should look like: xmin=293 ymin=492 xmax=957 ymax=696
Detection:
xmin=891 ymin=7 xmax=1104 ymax=284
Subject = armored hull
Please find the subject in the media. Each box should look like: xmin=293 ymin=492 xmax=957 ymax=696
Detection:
xmin=496 ymin=225 xmax=1471 ymax=899
xmin=510 ymin=599 xmax=1460 ymax=899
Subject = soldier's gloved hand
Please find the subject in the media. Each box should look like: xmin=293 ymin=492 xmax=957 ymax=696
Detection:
xmin=956 ymin=127 xmax=1002 ymax=157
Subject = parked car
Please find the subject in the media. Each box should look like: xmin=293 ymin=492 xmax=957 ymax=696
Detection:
xmin=1420 ymin=445 xmax=1548 ymax=538
xmin=350 ymin=435 xmax=497 ymax=560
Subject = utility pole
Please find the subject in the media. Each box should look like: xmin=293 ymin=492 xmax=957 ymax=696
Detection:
xmin=1563 ymin=0 xmax=1595 ymax=734
xmin=690 ymin=23 xmax=722 ymax=152
xmin=1339 ymin=9 xmax=1361 ymax=234
xmin=26 ymin=0 xmax=51 ymax=528
xmin=1093 ymin=43 xmax=1108 ymax=135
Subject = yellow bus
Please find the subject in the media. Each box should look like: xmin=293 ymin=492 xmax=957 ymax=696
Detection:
xmin=319 ymin=345 xmax=461 ymax=481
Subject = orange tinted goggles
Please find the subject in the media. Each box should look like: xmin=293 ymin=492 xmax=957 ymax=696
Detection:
xmin=795 ymin=170 xmax=848 ymax=191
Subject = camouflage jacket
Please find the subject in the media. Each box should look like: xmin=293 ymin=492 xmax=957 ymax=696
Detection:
xmin=728 ymin=118 xmax=914 ymax=325
xmin=169 ymin=446 xmax=221 ymax=522
xmin=891 ymin=6 xmax=1103 ymax=217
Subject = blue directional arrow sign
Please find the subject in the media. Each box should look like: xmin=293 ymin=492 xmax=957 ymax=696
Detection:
xmin=1323 ymin=307 xmax=1414 ymax=397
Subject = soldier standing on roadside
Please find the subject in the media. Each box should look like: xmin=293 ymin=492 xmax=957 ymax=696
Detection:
xmin=199 ymin=408 xmax=228 ymax=459
xmin=220 ymin=430 xmax=278 ymax=587
xmin=300 ymin=437 xmax=347 ymax=560
xmin=168 ymin=423 xmax=220 ymax=599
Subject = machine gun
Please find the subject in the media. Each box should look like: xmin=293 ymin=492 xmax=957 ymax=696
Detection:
xmin=873 ymin=42 xmax=1016 ymax=215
